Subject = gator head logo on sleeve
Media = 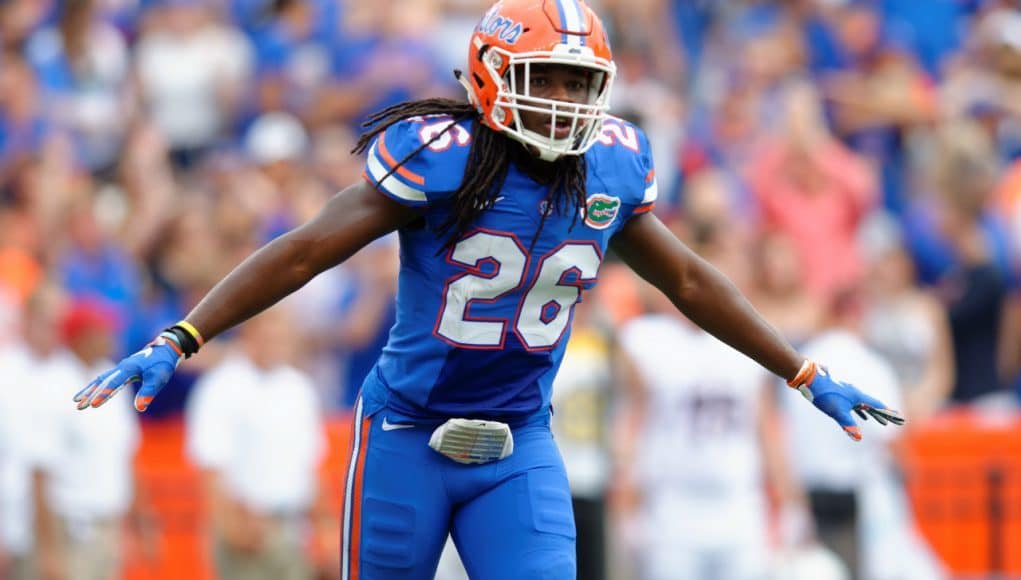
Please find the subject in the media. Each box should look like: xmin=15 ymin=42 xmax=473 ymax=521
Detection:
xmin=584 ymin=194 xmax=621 ymax=230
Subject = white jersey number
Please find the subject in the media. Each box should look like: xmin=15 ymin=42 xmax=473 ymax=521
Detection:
xmin=436 ymin=232 xmax=601 ymax=349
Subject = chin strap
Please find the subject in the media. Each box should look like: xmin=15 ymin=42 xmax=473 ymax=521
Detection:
xmin=528 ymin=140 xmax=566 ymax=162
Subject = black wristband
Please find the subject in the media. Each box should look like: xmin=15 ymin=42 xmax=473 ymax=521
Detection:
xmin=164 ymin=325 xmax=200 ymax=358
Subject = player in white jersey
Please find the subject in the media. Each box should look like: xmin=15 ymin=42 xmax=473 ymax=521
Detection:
xmin=618 ymin=289 xmax=805 ymax=580
xmin=186 ymin=305 xmax=328 ymax=580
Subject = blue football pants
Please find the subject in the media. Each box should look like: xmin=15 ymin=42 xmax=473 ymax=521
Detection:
xmin=340 ymin=398 xmax=577 ymax=579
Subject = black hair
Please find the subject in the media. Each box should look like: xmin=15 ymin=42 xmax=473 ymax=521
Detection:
xmin=352 ymin=94 xmax=589 ymax=250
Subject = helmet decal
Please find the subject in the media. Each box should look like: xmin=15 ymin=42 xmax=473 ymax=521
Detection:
xmin=548 ymin=0 xmax=590 ymax=39
xmin=478 ymin=7 xmax=525 ymax=44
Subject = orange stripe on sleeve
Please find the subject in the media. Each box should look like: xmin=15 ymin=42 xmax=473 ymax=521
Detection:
xmin=361 ymin=170 xmax=384 ymax=192
xmin=377 ymin=134 xmax=426 ymax=186
xmin=634 ymin=203 xmax=655 ymax=214
xmin=644 ymin=169 xmax=656 ymax=183
xmin=349 ymin=417 xmax=372 ymax=580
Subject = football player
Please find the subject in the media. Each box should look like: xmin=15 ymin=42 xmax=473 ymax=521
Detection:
xmin=74 ymin=1 xmax=904 ymax=578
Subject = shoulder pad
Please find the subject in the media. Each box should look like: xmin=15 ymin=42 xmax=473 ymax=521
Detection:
xmin=363 ymin=115 xmax=473 ymax=206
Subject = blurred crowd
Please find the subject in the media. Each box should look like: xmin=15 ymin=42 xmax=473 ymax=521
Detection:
xmin=0 ymin=0 xmax=1019 ymax=578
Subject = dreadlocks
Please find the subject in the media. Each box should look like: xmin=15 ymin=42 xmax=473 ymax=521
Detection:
xmin=352 ymin=97 xmax=589 ymax=250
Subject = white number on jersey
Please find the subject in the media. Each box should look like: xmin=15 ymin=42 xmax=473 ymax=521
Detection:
xmin=685 ymin=392 xmax=741 ymax=439
xmin=435 ymin=232 xmax=601 ymax=349
xmin=436 ymin=231 xmax=528 ymax=347
xmin=596 ymin=121 xmax=639 ymax=152
xmin=418 ymin=119 xmax=472 ymax=152
xmin=517 ymin=243 xmax=600 ymax=348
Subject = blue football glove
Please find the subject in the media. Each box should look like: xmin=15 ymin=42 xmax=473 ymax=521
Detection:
xmin=789 ymin=360 xmax=905 ymax=441
xmin=74 ymin=332 xmax=184 ymax=412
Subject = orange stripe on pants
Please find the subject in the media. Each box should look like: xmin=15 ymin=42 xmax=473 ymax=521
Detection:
xmin=346 ymin=416 xmax=372 ymax=579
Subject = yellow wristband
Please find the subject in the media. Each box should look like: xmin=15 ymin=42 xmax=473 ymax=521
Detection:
xmin=176 ymin=320 xmax=205 ymax=347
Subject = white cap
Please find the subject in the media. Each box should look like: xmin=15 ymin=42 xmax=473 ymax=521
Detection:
xmin=244 ymin=112 xmax=309 ymax=165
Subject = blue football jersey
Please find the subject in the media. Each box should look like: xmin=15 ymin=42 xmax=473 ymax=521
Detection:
xmin=360 ymin=114 xmax=656 ymax=421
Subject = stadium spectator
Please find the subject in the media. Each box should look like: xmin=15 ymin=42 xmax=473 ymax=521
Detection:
xmin=133 ymin=0 xmax=253 ymax=169
xmin=943 ymin=5 xmax=1021 ymax=161
xmin=807 ymin=0 xmax=937 ymax=214
xmin=745 ymin=80 xmax=879 ymax=303
xmin=0 ymin=53 xmax=53 ymax=193
xmin=5 ymin=130 xmax=84 ymax=273
xmin=926 ymin=121 xmax=1012 ymax=405
xmin=308 ymin=0 xmax=454 ymax=129
xmin=113 ymin=119 xmax=179 ymax=260
xmin=748 ymin=229 xmax=825 ymax=347
xmin=31 ymin=297 xmax=154 ymax=580
xmin=58 ymin=194 xmax=142 ymax=355
xmin=248 ymin=0 xmax=333 ymax=118
xmin=241 ymin=111 xmax=324 ymax=240
xmin=1 ymin=286 xmax=153 ymax=580
xmin=0 ymin=283 xmax=70 ymax=580
xmin=185 ymin=304 xmax=330 ymax=580
xmin=675 ymin=165 xmax=756 ymax=299
xmin=859 ymin=213 xmax=955 ymax=423
xmin=599 ymin=0 xmax=687 ymax=92
xmin=24 ymin=0 xmax=134 ymax=173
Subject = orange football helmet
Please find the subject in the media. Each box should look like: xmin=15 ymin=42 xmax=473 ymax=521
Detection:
xmin=462 ymin=0 xmax=616 ymax=161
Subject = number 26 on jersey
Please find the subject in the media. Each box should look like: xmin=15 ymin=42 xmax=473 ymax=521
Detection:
xmin=434 ymin=231 xmax=602 ymax=350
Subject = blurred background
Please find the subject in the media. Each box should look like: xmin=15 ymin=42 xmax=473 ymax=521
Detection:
xmin=0 ymin=0 xmax=1018 ymax=578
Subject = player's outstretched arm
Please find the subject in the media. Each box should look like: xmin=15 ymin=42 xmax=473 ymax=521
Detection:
xmin=75 ymin=181 xmax=419 ymax=412
xmin=610 ymin=212 xmax=904 ymax=440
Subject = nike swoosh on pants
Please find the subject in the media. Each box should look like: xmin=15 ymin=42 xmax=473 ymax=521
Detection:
xmin=381 ymin=417 xmax=414 ymax=431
